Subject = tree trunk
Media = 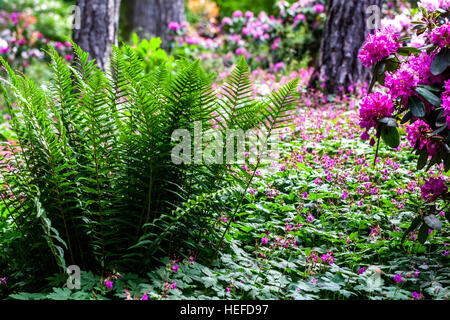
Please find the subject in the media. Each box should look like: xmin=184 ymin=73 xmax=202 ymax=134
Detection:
xmin=132 ymin=0 xmax=185 ymax=49
xmin=72 ymin=0 xmax=121 ymax=71
xmin=310 ymin=0 xmax=384 ymax=94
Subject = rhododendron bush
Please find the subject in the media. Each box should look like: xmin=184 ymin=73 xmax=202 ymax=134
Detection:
xmin=358 ymin=3 xmax=450 ymax=244
xmin=0 ymin=9 xmax=72 ymax=71
xmin=169 ymin=0 xmax=326 ymax=71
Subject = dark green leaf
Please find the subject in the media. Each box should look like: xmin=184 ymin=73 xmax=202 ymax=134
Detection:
xmin=417 ymin=223 xmax=428 ymax=244
xmin=416 ymin=87 xmax=442 ymax=107
xmin=431 ymin=47 xmax=450 ymax=76
xmin=408 ymin=95 xmax=426 ymax=118
xmin=401 ymin=216 xmax=422 ymax=244
xmin=398 ymin=47 xmax=421 ymax=56
xmin=417 ymin=148 xmax=428 ymax=170
xmin=380 ymin=125 xmax=400 ymax=149
xmin=400 ymin=111 xmax=412 ymax=124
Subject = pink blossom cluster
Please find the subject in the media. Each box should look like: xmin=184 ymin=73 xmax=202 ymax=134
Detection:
xmin=405 ymin=119 xmax=431 ymax=149
xmin=430 ymin=23 xmax=450 ymax=48
xmin=421 ymin=177 xmax=448 ymax=201
xmin=385 ymin=52 xmax=434 ymax=99
xmin=359 ymin=92 xmax=395 ymax=140
xmin=358 ymin=28 xmax=401 ymax=67
xmin=405 ymin=119 xmax=440 ymax=156
xmin=418 ymin=0 xmax=450 ymax=11
xmin=443 ymin=80 xmax=450 ymax=126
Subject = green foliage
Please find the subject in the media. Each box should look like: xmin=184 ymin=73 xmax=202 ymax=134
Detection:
xmin=130 ymin=34 xmax=175 ymax=73
xmin=0 ymin=43 xmax=300 ymax=293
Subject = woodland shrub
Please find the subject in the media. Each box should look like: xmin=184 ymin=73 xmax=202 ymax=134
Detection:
xmin=358 ymin=3 xmax=450 ymax=244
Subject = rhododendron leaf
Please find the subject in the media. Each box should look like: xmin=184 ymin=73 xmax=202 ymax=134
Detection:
xmin=417 ymin=223 xmax=428 ymax=244
xmin=408 ymin=95 xmax=426 ymax=118
xmin=417 ymin=148 xmax=428 ymax=170
xmin=415 ymin=87 xmax=442 ymax=107
xmin=426 ymin=152 xmax=442 ymax=171
xmin=430 ymin=125 xmax=447 ymax=136
xmin=431 ymin=48 xmax=450 ymax=76
xmin=380 ymin=125 xmax=399 ymax=149
xmin=378 ymin=117 xmax=397 ymax=127
xmin=424 ymin=214 xmax=442 ymax=231
xmin=400 ymin=111 xmax=412 ymax=124
xmin=397 ymin=47 xmax=421 ymax=56
xmin=401 ymin=216 xmax=421 ymax=245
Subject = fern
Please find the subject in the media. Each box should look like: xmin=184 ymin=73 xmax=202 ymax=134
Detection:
xmin=0 ymin=45 xmax=299 ymax=281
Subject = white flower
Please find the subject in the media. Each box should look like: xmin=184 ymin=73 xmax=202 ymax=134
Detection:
xmin=0 ymin=38 xmax=8 ymax=51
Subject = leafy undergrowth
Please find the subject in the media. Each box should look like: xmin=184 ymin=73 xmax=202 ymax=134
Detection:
xmin=4 ymin=102 xmax=449 ymax=301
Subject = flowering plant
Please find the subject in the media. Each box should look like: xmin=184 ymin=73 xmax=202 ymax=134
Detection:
xmin=0 ymin=10 xmax=72 ymax=72
xmin=167 ymin=0 xmax=326 ymax=71
xmin=358 ymin=2 xmax=450 ymax=244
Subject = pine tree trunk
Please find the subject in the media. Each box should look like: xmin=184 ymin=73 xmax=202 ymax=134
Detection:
xmin=72 ymin=0 xmax=121 ymax=71
xmin=132 ymin=0 xmax=185 ymax=49
xmin=310 ymin=0 xmax=384 ymax=94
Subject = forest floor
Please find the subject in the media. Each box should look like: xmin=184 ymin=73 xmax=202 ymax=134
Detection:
xmin=9 ymin=100 xmax=448 ymax=300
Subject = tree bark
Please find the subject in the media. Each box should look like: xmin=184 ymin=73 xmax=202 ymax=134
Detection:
xmin=72 ymin=0 xmax=121 ymax=71
xmin=310 ymin=0 xmax=384 ymax=94
xmin=132 ymin=0 xmax=185 ymax=49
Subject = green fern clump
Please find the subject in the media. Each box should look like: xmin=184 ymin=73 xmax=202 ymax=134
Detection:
xmin=0 ymin=43 xmax=299 ymax=285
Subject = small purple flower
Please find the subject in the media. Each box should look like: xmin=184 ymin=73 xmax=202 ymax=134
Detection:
xmin=412 ymin=291 xmax=422 ymax=300
xmin=307 ymin=214 xmax=314 ymax=222
xmin=172 ymin=264 xmax=179 ymax=272
xmin=170 ymin=281 xmax=177 ymax=290
xmin=358 ymin=267 xmax=366 ymax=275
xmin=1 ymin=277 xmax=6 ymax=285
xmin=141 ymin=293 xmax=149 ymax=300
xmin=104 ymin=280 xmax=113 ymax=290
xmin=393 ymin=274 xmax=403 ymax=283
xmin=261 ymin=236 xmax=269 ymax=245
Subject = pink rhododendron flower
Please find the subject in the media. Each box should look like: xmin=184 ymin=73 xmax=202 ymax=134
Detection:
xmin=233 ymin=10 xmax=243 ymax=18
xmin=419 ymin=0 xmax=450 ymax=11
xmin=421 ymin=177 xmax=448 ymax=202
xmin=358 ymin=28 xmax=400 ymax=67
xmin=443 ymin=80 xmax=450 ymax=125
xmin=168 ymin=21 xmax=180 ymax=31
xmin=430 ymin=23 xmax=450 ymax=48
xmin=314 ymin=4 xmax=325 ymax=13
xmin=359 ymin=92 xmax=394 ymax=138
xmin=222 ymin=17 xmax=233 ymax=25
xmin=405 ymin=119 xmax=432 ymax=150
